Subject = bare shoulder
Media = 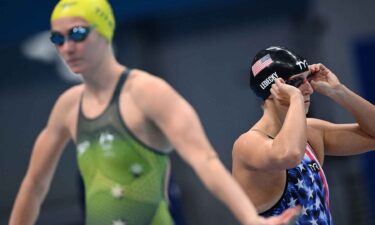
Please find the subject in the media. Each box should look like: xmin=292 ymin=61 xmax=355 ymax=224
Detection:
xmin=41 ymin=84 xmax=84 ymax=140
xmin=232 ymin=132 xmax=247 ymax=157
xmin=54 ymin=84 xmax=84 ymax=110
xmin=128 ymin=69 xmax=170 ymax=92
xmin=233 ymin=129 xmax=268 ymax=157
xmin=48 ymin=84 xmax=83 ymax=125
xmin=233 ymin=132 xmax=250 ymax=151
xmin=127 ymin=69 xmax=177 ymax=103
xmin=233 ymin=128 xmax=284 ymax=171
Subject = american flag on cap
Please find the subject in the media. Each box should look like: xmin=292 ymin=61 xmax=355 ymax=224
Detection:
xmin=251 ymin=54 xmax=273 ymax=76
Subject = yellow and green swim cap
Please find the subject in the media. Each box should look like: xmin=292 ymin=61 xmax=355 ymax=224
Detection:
xmin=51 ymin=0 xmax=115 ymax=42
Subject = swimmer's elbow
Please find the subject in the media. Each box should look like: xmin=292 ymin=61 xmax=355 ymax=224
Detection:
xmin=271 ymin=147 xmax=304 ymax=168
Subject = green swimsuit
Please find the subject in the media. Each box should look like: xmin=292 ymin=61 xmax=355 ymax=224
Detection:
xmin=75 ymin=71 xmax=174 ymax=225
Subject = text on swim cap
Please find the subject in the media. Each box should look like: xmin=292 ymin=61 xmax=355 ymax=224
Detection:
xmin=95 ymin=7 xmax=114 ymax=29
xmin=60 ymin=2 xmax=77 ymax=9
xmin=296 ymin=60 xmax=308 ymax=70
xmin=260 ymin=72 xmax=278 ymax=90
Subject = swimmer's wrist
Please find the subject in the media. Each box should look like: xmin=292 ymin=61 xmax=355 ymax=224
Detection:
xmin=290 ymin=92 xmax=304 ymax=103
xmin=244 ymin=216 xmax=264 ymax=225
xmin=328 ymin=83 xmax=346 ymax=99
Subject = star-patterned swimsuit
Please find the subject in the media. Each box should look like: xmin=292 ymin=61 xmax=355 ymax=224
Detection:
xmin=75 ymin=70 xmax=174 ymax=225
xmin=260 ymin=143 xmax=333 ymax=225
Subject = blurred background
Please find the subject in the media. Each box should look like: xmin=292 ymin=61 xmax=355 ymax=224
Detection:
xmin=1 ymin=0 xmax=375 ymax=224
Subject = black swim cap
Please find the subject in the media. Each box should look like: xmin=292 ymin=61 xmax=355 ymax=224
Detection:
xmin=249 ymin=46 xmax=309 ymax=100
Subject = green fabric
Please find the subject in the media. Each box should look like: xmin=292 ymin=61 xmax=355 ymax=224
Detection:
xmin=75 ymin=71 xmax=174 ymax=225
xmin=77 ymin=129 xmax=173 ymax=225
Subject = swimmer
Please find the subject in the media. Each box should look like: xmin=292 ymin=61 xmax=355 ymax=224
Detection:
xmin=9 ymin=2 xmax=300 ymax=225
xmin=232 ymin=46 xmax=375 ymax=225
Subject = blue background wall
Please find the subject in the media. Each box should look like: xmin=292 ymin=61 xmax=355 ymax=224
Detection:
xmin=354 ymin=37 xmax=375 ymax=214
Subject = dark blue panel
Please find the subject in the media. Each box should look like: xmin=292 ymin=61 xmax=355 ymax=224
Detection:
xmin=0 ymin=0 xmax=310 ymax=45
xmin=353 ymin=36 xmax=375 ymax=217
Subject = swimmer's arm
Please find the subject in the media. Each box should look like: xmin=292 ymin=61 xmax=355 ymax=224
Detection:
xmin=234 ymin=82 xmax=307 ymax=170
xmin=270 ymin=80 xmax=307 ymax=168
xmin=309 ymin=63 xmax=375 ymax=138
xmin=134 ymin=74 xmax=295 ymax=225
xmin=9 ymin=93 xmax=72 ymax=225
xmin=308 ymin=118 xmax=375 ymax=156
xmin=328 ymin=84 xmax=375 ymax=138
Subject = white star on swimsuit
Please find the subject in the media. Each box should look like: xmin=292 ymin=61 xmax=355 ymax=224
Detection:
xmin=112 ymin=219 xmax=126 ymax=225
xmin=130 ymin=163 xmax=143 ymax=176
xmin=315 ymin=197 xmax=321 ymax=210
xmin=309 ymin=173 xmax=315 ymax=183
xmin=302 ymin=206 xmax=309 ymax=216
xmin=288 ymin=197 xmax=297 ymax=207
xmin=310 ymin=218 xmax=318 ymax=225
xmin=99 ymin=131 xmax=115 ymax=150
xmin=298 ymin=164 xmax=305 ymax=171
xmin=77 ymin=141 xmax=90 ymax=155
xmin=320 ymin=211 xmax=327 ymax=221
xmin=296 ymin=178 xmax=304 ymax=190
xmin=111 ymin=185 xmax=124 ymax=199
xmin=307 ymin=187 xmax=314 ymax=199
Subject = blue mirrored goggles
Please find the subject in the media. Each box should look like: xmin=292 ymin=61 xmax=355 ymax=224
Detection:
xmin=50 ymin=26 xmax=91 ymax=46
xmin=286 ymin=72 xmax=314 ymax=88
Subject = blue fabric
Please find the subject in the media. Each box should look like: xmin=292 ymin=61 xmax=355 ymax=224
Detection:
xmin=260 ymin=144 xmax=332 ymax=225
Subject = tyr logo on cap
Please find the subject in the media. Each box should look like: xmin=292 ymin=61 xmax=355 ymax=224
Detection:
xmin=296 ymin=60 xmax=308 ymax=70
